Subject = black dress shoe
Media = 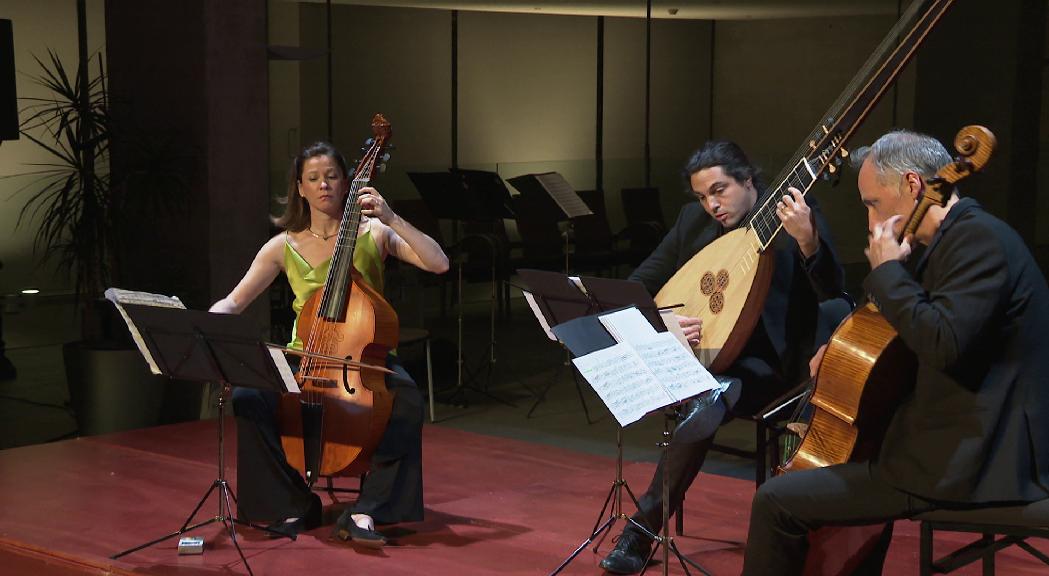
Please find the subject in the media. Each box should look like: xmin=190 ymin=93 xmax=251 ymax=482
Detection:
xmin=333 ymin=511 xmax=387 ymax=548
xmin=265 ymin=493 xmax=322 ymax=540
xmin=599 ymin=531 xmax=652 ymax=575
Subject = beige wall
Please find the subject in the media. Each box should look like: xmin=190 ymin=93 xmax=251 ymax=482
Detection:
xmin=0 ymin=0 xmax=106 ymax=294
xmin=269 ymin=0 xmax=302 ymax=203
xmin=282 ymin=5 xmax=929 ymax=264
xmin=297 ymin=4 xmax=452 ymax=204
xmin=603 ymin=17 xmax=713 ymax=232
xmin=713 ymin=15 xmax=914 ymax=263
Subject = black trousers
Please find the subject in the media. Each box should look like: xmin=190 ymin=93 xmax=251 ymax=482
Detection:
xmin=624 ymin=356 xmax=786 ymax=540
xmin=232 ymin=357 xmax=425 ymax=524
xmin=742 ymin=461 xmax=940 ymax=575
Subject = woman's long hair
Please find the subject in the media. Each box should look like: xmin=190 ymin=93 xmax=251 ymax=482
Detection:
xmin=273 ymin=141 xmax=352 ymax=231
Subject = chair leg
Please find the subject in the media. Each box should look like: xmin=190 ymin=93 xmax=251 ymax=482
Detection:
xmin=755 ymin=421 xmax=767 ymax=487
xmin=981 ymin=533 xmax=994 ymax=576
xmin=770 ymin=432 xmax=781 ymax=483
xmin=426 ymin=338 xmax=435 ymax=423
xmin=920 ymin=522 xmax=933 ymax=576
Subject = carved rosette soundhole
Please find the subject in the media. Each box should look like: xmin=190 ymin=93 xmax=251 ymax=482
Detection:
xmin=698 ymin=269 xmax=730 ymax=315
xmin=716 ymin=269 xmax=729 ymax=291
xmin=709 ymin=292 xmax=724 ymax=314
xmin=700 ymin=272 xmax=715 ymax=295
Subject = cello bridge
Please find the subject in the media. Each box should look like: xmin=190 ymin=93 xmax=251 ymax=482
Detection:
xmin=299 ymin=375 xmax=338 ymax=389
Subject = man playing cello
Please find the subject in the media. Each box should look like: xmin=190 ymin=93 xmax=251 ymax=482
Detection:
xmin=742 ymin=129 xmax=1049 ymax=574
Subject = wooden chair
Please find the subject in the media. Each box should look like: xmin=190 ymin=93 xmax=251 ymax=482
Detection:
xmin=917 ymin=499 xmax=1049 ymax=575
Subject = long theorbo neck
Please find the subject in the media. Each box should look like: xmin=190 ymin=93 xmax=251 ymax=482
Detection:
xmin=317 ymin=175 xmax=370 ymax=320
xmin=745 ymin=0 xmax=955 ymax=252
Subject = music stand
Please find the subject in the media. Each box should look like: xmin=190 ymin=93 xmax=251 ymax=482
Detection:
xmin=548 ymin=310 xmax=713 ymax=576
xmin=411 ymin=169 xmax=517 ymax=410
xmin=507 ymin=172 xmax=593 ymax=273
xmin=517 ymin=268 xmax=599 ymax=422
xmin=109 ymin=305 xmax=293 ymax=576
xmin=519 ymin=269 xmax=666 ymax=421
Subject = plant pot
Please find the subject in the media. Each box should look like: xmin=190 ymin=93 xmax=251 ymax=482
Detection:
xmin=63 ymin=341 xmax=167 ymax=436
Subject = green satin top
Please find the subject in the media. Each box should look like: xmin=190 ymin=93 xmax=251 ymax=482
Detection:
xmin=284 ymin=227 xmax=385 ymax=350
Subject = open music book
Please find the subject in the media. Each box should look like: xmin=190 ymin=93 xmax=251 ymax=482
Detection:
xmin=570 ymin=308 xmax=721 ymax=427
xmin=104 ymin=288 xmax=187 ymax=375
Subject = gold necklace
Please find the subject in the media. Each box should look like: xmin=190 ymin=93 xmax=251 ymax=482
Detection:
xmin=307 ymin=227 xmax=337 ymax=241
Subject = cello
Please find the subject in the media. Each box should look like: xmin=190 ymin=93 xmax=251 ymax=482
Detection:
xmin=279 ymin=115 xmax=399 ymax=482
xmin=781 ymin=125 xmax=996 ymax=474
xmin=654 ymin=0 xmax=958 ymax=372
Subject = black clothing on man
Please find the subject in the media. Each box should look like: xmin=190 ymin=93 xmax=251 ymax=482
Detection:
xmin=603 ymin=196 xmax=844 ymax=572
xmin=742 ymin=198 xmax=1049 ymax=575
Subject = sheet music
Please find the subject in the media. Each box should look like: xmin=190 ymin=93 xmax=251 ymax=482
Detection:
xmin=267 ymin=348 xmax=301 ymax=393
xmin=659 ymin=308 xmax=691 ymax=352
xmin=572 ymin=342 xmax=675 ymax=427
xmin=534 ymin=172 xmax=593 ymax=218
xmin=568 ymin=275 xmax=588 ymax=296
xmin=568 ymin=306 xmax=721 ymax=426
xmin=523 ymin=291 xmax=557 ymax=341
xmin=104 ymin=288 xmax=186 ymax=374
xmin=632 ymin=332 xmax=719 ymax=401
xmin=598 ymin=307 xmax=658 ymax=345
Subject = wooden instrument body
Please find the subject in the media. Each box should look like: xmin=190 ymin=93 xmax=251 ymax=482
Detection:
xmin=277 ymin=113 xmax=399 ymax=480
xmin=780 ymin=302 xmax=915 ymax=473
xmin=280 ymin=270 xmax=399 ymax=478
xmin=654 ymin=227 xmax=774 ymax=373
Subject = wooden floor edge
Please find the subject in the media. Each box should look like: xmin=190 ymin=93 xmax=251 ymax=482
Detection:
xmin=0 ymin=535 xmax=139 ymax=576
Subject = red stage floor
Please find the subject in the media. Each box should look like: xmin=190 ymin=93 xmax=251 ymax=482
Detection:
xmin=0 ymin=419 xmax=1045 ymax=575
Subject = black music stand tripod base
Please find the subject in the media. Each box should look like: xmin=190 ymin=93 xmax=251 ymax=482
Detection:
xmin=547 ymin=428 xmax=654 ymax=576
xmin=641 ymin=412 xmax=712 ymax=576
xmin=110 ymin=387 xmax=289 ymax=576
xmin=437 ymin=254 xmax=517 ymax=411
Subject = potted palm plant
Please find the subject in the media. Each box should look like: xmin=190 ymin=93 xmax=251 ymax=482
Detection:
xmin=9 ymin=42 xmax=193 ymax=435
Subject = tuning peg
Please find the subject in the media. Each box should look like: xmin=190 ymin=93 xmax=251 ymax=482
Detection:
xmin=382 ymin=152 xmax=391 ymax=162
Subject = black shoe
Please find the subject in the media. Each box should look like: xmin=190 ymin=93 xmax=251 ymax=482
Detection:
xmin=599 ymin=531 xmax=652 ymax=575
xmin=265 ymin=493 xmax=322 ymax=540
xmin=333 ymin=511 xmax=387 ymax=548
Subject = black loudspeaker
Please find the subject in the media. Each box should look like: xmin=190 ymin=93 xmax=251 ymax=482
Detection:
xmin=0 ymin=19 xmax=18 ymax=141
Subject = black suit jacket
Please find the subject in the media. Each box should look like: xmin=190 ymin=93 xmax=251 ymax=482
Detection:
xmin=868 ymin=198 xmax=1049 ymax=503
xmin=628 ymin=198 xmax=845 ymax=382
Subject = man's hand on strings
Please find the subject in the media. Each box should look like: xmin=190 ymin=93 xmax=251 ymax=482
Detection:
xmin=677 ymin=315 xmax=703 ymax=348
xmin=776 ymin=187 xmax=819 ymax=258
xmin=865 ymin=214 xmax=911 ymax=269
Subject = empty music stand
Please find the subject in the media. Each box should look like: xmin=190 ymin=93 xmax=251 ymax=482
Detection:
xmin=110 ymin=305 xmax=293 ymax=576
xmin=507 ymin=172 xmax=593 ymax=273
xmin=413 ymin=169 xmax=516 ymax=409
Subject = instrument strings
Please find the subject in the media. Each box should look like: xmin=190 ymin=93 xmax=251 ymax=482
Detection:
xmin=300 ymin=144 xmax=382 ymax=404
xmin=734 ymin=0 xmax=950 ymax=279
